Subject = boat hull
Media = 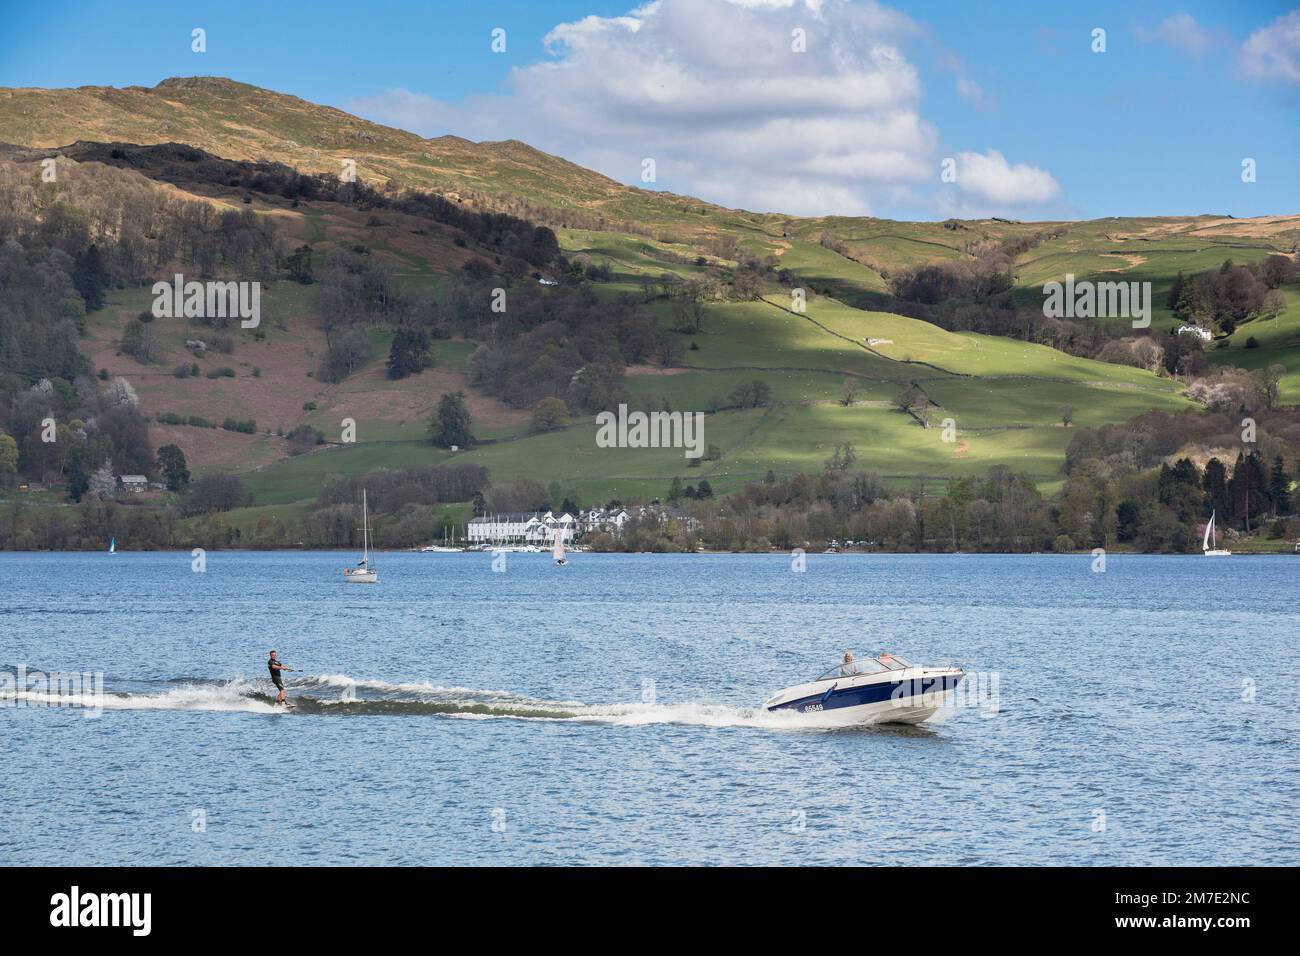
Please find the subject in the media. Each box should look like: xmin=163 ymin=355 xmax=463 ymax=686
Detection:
xmin=344 ymin=571 xmax=378 ymax=583
xmin=765 ymin=667 xmax=964 ymax=726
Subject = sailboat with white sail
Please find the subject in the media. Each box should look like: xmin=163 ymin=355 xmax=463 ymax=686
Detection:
xmin=344 ymin=490 xmax=379 ymax=583
xmin=1203 ymin=510 xmax=1231 ymax=557
xmin=553 ymin=527 xmax=568 ymax=566
xmin=108 ymin=536 xmax=116 ymax=555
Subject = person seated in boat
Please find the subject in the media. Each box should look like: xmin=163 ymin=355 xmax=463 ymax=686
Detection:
xmin=840 ymin=651 xmax=858 ymax=677
xmin=879 ymin=650 xmax=894 ymax=667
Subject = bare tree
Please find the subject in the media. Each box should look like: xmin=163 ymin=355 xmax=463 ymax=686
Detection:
xmin=891 ymin=384 xmax=924 ymax=414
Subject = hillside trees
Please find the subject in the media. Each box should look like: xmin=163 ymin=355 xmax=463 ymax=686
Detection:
xmin=431 ymin=392 xmax=474 ymax=448
xmin=316 ymin=463 xmax=488 ymax=514
xmin=1 ymin=369 xmax=151 ymax=491
xmin=529 ymin=396 xmax=569 ymax=432
xmin=156 ymin=444 xmax=190 ymax=491
xmin=387 ymin=327 xmax=432 ymax=379
xmin=0 ymin=432 xmax=17 ymax=484
xmin=31 ymin=142 xmax=560 ymax=274
xmin=120 ymin=317 xmax=160 ymax=363
xmin=285 ymin=244 xmax=315 ymax=283
xmin=71 ymin=244 xmax=107 ymax=312
xmin=0 ymin=240 xmax=90 ymax=385
xmin=317 ymin=252 xmax=393 ymax=381
xmin=1169 ymin=257 xmax=1294 ymax=334
xmin=1269 ymin=456 xmax=1291 ymax=515
xmin=185 ymin=474 xmax=246 ymax=515
xmin=458 ymin=279 xmax=644 ymax=412
xmin=729 ymin=379 xmax=772 ymax=409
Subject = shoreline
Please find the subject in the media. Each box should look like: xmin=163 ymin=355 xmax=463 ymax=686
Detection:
xmin=1 ymin=547 xmax=1296 ymax=556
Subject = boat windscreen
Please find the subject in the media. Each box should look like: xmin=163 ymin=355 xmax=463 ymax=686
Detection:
xmin=814 ymin=655 xmax=914 ymax=681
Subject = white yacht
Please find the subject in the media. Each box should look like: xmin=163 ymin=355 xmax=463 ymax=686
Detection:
xmin=1203 ymin=510 xmax=1231 ymax=556
xmin=344 ymin=490 xmax=379 ymax=583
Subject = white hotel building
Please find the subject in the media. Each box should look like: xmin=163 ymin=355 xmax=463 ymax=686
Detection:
xmin=467 ymin=511 xmax=577 ymax=547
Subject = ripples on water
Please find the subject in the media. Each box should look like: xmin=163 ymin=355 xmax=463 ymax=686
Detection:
xmin=1 ymin=551 xmax=1296 ymax=865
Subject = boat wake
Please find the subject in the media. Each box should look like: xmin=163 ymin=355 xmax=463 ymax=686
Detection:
xmin=3 ymin=677 xmax=282 ymax=714
xmin=1 ymin=669 xmax=942 ymax=731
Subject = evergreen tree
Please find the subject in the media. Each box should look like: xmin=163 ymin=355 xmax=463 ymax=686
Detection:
xmin=157 ymin=444 xmax=191 ymax=491
xmin=1269 ymin=455 xmax=1291 ymax=515
xmin=1166 ymin=271 xmax=1186 ymax=315
xmin=431 ymin=392 xmax=474 ymax=448
xmin=1172 ymin=457 xmax=1199 ymax=487
xmin=387 ymin=327 xmax=431 ymax=379
xmin=285 ymin=244 xmax=315 ymax=284
xmin=1175 ymin=277 xmax=1205 ymax=323
xmin=66 ymin=458 xmax=89 ymax=502
xmin=1115 ymin=500 xmax=1140 ymax=542
xmin=1202 ymin=457 xmax=1229 ymax=518
xmin=72 ymin=244 xmax=107 ymax=312
xmin=1156 ymin=462 xmax=1178 ymax=504
xmin=1227 ymin=451 xmax=1269 ymax=530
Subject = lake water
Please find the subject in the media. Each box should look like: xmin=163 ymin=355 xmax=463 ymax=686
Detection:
xmin=1 ymin=551 xmax=1296 ymax=866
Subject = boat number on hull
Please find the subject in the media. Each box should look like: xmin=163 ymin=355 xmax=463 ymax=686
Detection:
xmin=801 ymin=703 xmax=823 ymax=713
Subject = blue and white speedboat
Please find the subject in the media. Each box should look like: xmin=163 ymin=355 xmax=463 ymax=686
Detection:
xmin=764 ymin=654 xmax=964 ymax=726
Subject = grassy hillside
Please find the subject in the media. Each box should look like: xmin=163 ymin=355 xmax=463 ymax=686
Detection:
xmin=0 ymin=77 xmax=772 ymax=237
xmin=228 ymin=217 xmax=1195 ymax=506
xmin=3 ymin=77 xmax=1297 ymax=518
xmin=1209 ymin=286 xmax=1300 ymax=396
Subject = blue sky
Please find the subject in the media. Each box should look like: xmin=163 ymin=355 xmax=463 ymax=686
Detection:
xmin=2 ymin=0 xmax=1297 ymax=220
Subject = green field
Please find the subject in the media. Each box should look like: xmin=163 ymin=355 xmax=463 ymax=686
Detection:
xmin=232 ymin=205 xmax=1274 ymax=508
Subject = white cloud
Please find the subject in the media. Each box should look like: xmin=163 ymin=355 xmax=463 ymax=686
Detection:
xmin=1241 ymin=9 xmax=1300 ymax=84
xmin=1136 ymin=12 xmax=1215 ymax=57
xmin=945 ymin=149 xmax=1060 ymax=213
xmin=346 ymin=0 xmax=1060 ymax=217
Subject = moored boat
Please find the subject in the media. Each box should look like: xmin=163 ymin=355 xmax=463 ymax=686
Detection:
xmin=344 ymin=490 xmax=379 ymax=583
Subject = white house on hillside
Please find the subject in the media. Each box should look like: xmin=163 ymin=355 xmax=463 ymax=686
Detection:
xmin=579 ymin=507 xmax=630 ymax=535
xmin=118 ymin=475 xmax=149 ymax=494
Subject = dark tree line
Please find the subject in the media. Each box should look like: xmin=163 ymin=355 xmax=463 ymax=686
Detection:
xmin=37 ymin=141 xmax=561 ymax=269
xmin=315 ymin=463 xmax=488 ymax=514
